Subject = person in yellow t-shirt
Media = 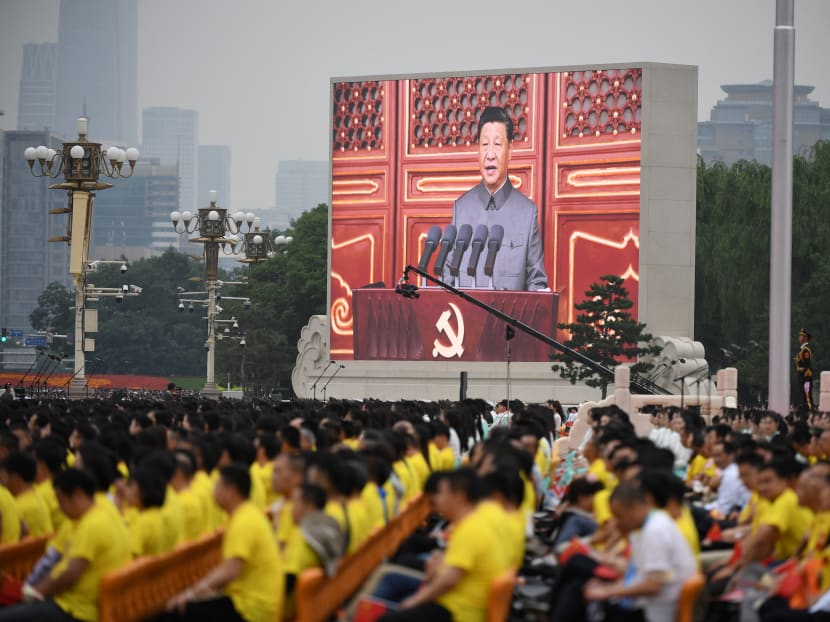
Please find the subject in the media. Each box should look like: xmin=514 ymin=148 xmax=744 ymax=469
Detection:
xmin=432 ymin=423 xmax=457 ymax=471
xmin=0 ymin=450 xmax=52 ymax=537
xmin=283 ymin=483 xmax=344 ymax=620
xmin=251 ymin=434 xmax=280 ymax=506
xmin=167 ymin=463 xmax=284 ymax=622
xmin=742 ymin=460 xmax=814 ymax=564
xmin=271 ymin=452 xmax=307 ymax=552
xmin=0 ymin=484 xmax=21 ymax=544
xmin=360 ymin=442 xmax=396 ymax=529
xmin=478 ymin=470 xmax=526 ymax=569
xmin=125 ymin=464 xmax=171 ymax=558
xmin=33 ymin=437 xmax=68 ymax=533
xmin=379 ymin=468 xmax=509 ymax=622
xmin=170 ymin=449 xmax=206 ymax=542
xmin=0 ymin=468 xmax=130 ymax=622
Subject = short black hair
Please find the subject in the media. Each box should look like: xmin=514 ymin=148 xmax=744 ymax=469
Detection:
xmin=736 ymin=451 xmax=764 ymax=469
xmin=446 ymin=467 xmax=482 ymax=503
xmin=1 ymin=450 xmax=36 ymax=483
xmin=478 ymin=106 xmax=514 ymax=143
xmin=609 ymin=480 xmax=649 ymax=507
xmin=173 ymin=449 xmax=197 ymax=479
xmin=53 ymin=467 xmax=96 ymax=498
xmin=564 ymin=477 xmax=605 ymax=503
xmin=299 ymin=483 xmax=327 ymax=511
xmin=481 ymin=470 xmax=524 ymax=507
xmin=33 ymin=437 xmax=67 ymax=474
xmin=219 ymin=463 xmax=251 ymax=498
xmin=129 ymin=464 xmax=166 ymax=508
xmin=77 ymin=442 xmax=117 ymax=492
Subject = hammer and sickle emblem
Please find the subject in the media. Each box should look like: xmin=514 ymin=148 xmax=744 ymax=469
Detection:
xmin=432 ymin=302 xmax=465 ymax=358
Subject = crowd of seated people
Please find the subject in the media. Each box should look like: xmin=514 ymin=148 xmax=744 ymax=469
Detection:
xmin=0 ymin=395 xmax=826 ymax=622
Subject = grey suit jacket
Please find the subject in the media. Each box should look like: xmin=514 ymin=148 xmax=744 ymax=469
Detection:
xmin=444 ymin=181 xmax=548 ymax=291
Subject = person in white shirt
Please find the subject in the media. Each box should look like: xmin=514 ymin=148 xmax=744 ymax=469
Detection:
xmin=705 ymin=441 xmax=750 ymax=516
xmin=584 ymin=480 xmax=697 ymax=622
xmin=647 ymin=408 xmax=688 ymax=471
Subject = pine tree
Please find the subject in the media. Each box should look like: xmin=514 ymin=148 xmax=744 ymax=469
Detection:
xmin=552 ymin=274 xmax=660 ymax=398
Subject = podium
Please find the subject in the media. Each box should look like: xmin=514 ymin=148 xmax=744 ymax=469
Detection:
xmin=353 ymin=288 xmax=559 ymax=362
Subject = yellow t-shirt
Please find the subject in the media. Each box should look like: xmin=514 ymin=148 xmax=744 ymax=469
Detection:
xmin=437 ymin=447 xmax=456 ymax=471
xmin=437 ymin=508 xmax=511 ymax=622
xmin=361 ymin=483 xmax=388 ymax=530
xmin=53 ymin=503 xmax=131 ymax=622
xmin=535 ymin=446 xmax=550 ymax=481
xmin=16 ymin=488 xmax=53 ymax=536
xmin=761 ymin=488 xmax=814 ymax=561
xmin=161 ymin=486 xmax=186 ymax=548
xmin=587 ymin=458 xmax=613 ymax=490
xmin=346 ymin=497 xmax=372 ymax=553
xmin=407 ymin=453 xmax=431 ymax=493
xmin=0 ymin=486 xmax=21 ymax=543
xmin=428 ymin=443 xmax=441 ymax=471
xmin=222 ymin=501 xmax=284 ymax=622
xmin=250 ymin=461 xmax=278 ymax=506
xmin=274 ymin=501 xmax=296 ymax=551
xmin=248 ymin=466 xmax=268 ymax=511
xmin=35 ymin=479 xmax=66 ymax=533
xmin=282 ymin=526 xmax=322 ymax=620
xmin=475 ymin=500 xmax=525 ymax=569
xmin=593 ymin=488 xmax=613 ymax=527
xmin=192 ymin=470 xmax=226 ymax=532
xmin=393 ymin=461 xmax=416 ymax=501
xmin=685 ymin=454 xmax=717 ymax=484
xmin=739 ymin=491 xmax=771 ymax=535
xmin=676 ymin=506 xmax=701 ymax=560
xmin=128 ymin=507 xmax=167 ymax=557
xmin=519 ymin=472 xmax=536 ymax=521
xmin=178 ymin=487 xmax=206 ymax=542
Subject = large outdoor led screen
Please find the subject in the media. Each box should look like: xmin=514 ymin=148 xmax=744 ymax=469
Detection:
xmin=329 ymin=68 xmax=643 ymax=362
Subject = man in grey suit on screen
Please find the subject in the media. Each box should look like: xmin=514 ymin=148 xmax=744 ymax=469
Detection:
xmin=445 ymin=106 xmax=548 ymax=291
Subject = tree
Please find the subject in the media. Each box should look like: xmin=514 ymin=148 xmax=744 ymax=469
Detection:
xmin=217 ymin=203 xmax=329 ymax=392
xmin=552 ymin=275 xmax=660 ymax=398
xmin=30 ymin=282 xmax=73 ymax=335
xmin=694 ymin=141 xmax=830 ymax=404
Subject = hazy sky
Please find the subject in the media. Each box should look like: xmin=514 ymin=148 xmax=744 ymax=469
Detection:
xmin=1 ymin=0 xmax=829 ymax=213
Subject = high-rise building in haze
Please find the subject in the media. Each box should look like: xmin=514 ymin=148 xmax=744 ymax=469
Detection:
xmin=91 ymin=159 xmax=179 ymax=261
xmin=17 ymin=43 xmax=58 ymax=132
xmin=274 ymin=160 xmax=328 ymax=229
xmin=141 ymin=107 xmax=198 ymax=218
xmin=1 ymin=131 xmax=71 ymax=332
xmin=698 ymin=81 xmax=830 ymax=166
xmin=197 ymin=145 xmax=231 ymax=209
xmin=55 ymin=0 xmax=137 ymax=145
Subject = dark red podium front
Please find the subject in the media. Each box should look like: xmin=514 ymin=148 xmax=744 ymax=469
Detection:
xmin=352 ymin=288 xmax=558 ymax=362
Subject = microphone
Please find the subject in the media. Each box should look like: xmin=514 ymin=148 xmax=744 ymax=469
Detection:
xmin=417 ymin=225 xmax=442 ymax=272
xmin=466 ymin=224 xmax=489 ymax=277
xmin=432 ymin=224 xmax=457 ymax=276
xmin=448 ymin=224 xmax=473 ymax=277
xmin=483 ymin=224 xmax=505 ymax=277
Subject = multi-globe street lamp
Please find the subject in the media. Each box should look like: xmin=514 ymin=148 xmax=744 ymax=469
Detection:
xmin=23 ymin=117 xmax=139 ymax=398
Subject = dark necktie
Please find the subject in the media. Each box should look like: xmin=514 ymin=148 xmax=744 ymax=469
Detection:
xmin=487 ymin=196 xmax=496 ymax=211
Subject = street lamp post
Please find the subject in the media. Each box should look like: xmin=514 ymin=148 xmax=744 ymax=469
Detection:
xmin=24 ymin=117 xmax=138 ymax=399
xmin=171 ymin=191 xmax=256 ymax=398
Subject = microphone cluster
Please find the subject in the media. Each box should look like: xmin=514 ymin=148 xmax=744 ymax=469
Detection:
xmin=417 ymin=224 xmax=505 ymax=287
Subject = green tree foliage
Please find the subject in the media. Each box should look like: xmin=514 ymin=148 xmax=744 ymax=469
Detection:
xmin=695 ymin=141 xmax=830 ymax=404
xmin=553 ymin=274 xmax=659 ymax=398
xmin=83 ymin=248 xmax=208 ymax=376
xmin=216 ymin=203 xmax=329 ymax=391
xmin=28 ymin=205 xmax=329 ymax=390
xmin=30 ymin=282 xmax=73 ymax=335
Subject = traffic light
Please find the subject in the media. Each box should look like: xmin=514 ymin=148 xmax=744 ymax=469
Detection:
xmin=0 ymin=328 xmax=7 ymax=344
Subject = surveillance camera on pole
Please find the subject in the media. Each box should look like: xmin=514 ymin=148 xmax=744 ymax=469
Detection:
xmin=115 ymin=294 xmax=123 ymax=303
xmin=178 ymin=301 xmax=185 ymax=312
xmin=120 ymin=263 xmax=127 ymax=274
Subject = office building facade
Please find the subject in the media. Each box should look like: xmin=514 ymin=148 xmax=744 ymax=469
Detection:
xmin=55 ymin=0 xmax=137 ymax=145
xmin=274 ymin=160 xmax=328 ymax=229
xmin=17 ymin=43 xmax=58 ymax=132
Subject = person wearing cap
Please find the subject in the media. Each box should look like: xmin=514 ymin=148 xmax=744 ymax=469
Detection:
xmin=796 ymin=328 xmax=815 ymax=411
xmin=444 ymin=106 xmax=548 ymax=291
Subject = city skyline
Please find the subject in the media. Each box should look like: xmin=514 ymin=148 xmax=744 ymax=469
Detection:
xmin=1 ymin=0 xmax=830 ymax=215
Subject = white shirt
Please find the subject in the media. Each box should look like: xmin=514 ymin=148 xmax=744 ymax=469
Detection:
xmin=705 ymin=462 xmax=750 ymax=516
xmin=648 ymin=427 xmax=688 ymax=470
xmin=629 ymin=510 xmax=697 ymax=622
